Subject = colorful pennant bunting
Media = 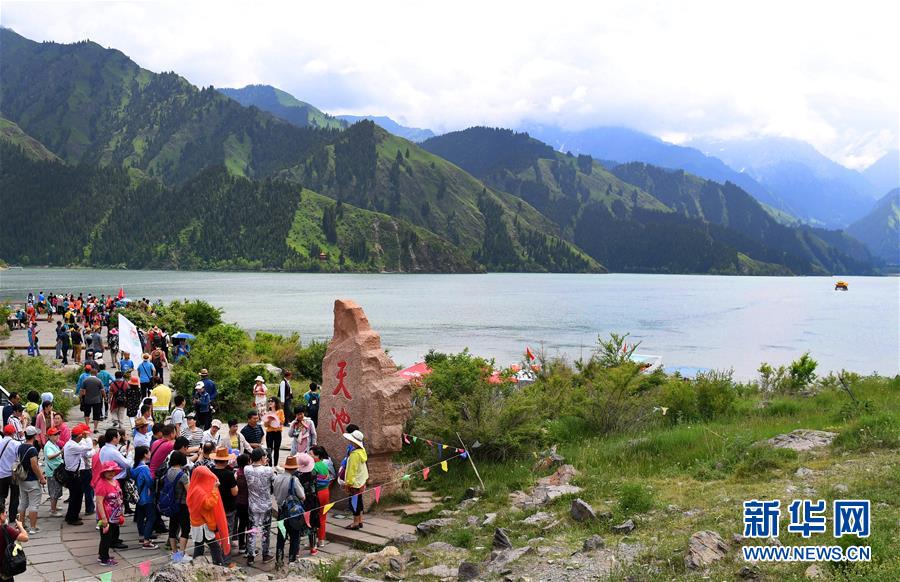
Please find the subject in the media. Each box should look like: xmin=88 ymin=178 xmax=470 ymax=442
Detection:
xmin=276 ymin=519 xmax=286 ymax=536
xmin=139 ymin=561 xmax=151 ymax=576
xmin=323 ymin=502 xmax=335 ymax=514
xmin=440 ymin=460 xmax=448 ymax=472
xmin=422 ymin=467 xmax=430 ymax=480
xmin=99 ymin=573 xmax=112 ymax=582
xmin=374 ymin=485 xmax=382 ymax=503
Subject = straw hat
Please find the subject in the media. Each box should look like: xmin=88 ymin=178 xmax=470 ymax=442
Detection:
xmin=254 ymin=375 xmax=264 ymax=383
xmin=282 ymin=456 xmax=299 ymax=470
xmin=199 ymin=369 xmax=209 ymax=377
xmin=210 ymin=446 xmax=233 ymax=462
xmin=142 ymin=353 xmax=151 ymax=360
xmin=343 ymin=429 xmax=365 ymax=448
xmin=134 ymin=417 xmax=150 ymax=429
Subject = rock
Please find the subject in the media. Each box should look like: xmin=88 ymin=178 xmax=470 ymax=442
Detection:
xmin=389 ymin=557 xmax=403 ymax=572
xmin=833 ymin=483 xmax=849 ymax=493
xmin=416 ymin=564 xmax=458 ymax=578
xmin=390 ymin=533 xmax=418 ymax=545
xmin=458 ymin=498 xmax=479 ymax=510
xmin=522 ymin=511 xmax=554 ymax=526
xmin=732 ymin=533 xmax=744 ymax=545
xmin=805 ymin=564 xmax=825 ymax=578
xmin=463 ymin=487 xmax=482 ymax=499
xmin=384 ymin=573 xmax=402 ymax=582
xmin=795 ymin=467 xmax=817 ymax=478
xmin=542 ymin=520 xmax=561 ymax=532
xmin=362 ymin=564 xmax=380 ymax=573
xmin=340 ymin=576 xmax=384 ymax=582
xmin=438 ymin=509 xmax=457 ymax=517
xmin=582 ymin=534 xmax=606 ymax=552
xmin=767 ymin=536 xmax=782 ymax=547
xmin=533 ymin=445 xmax=566 ymax=472
xmin=536 ymin=464 xmax=579 ymax=486
xmin=458 ymin=562 xmax=480 ymax=581
xmin=738 ymin=565 xmax=760 ymax=579
xmin=417 ymin=518 xmax=455 ymax=535
xmin=612 ymin=519 xmax=635 ymax=534
xmin=765 ymin=429 xmax=837 ymax=452
xmin=493 ymin=527 xmax=514 ymax=550
xmin=488 ymin=547 xmax=534 ymax=572
xmin=351 ymin=546 xmax=402 ymax=576
xmin=685 ymin=530 xmax=729 ymax=570
xmin=260 ymin=363 xmax=283 ymax=377
xmin=570 ymin=498 xmax=598 ymax=522
xmin=466 ymin=516 xmax=479 ymax=527
xmin=482 ymin=513 xmax=498 ymax=526
xmin=320 ymin=300 xmax=413 ymax=487
xmin=426 ymin=542 xmax=465 ymax=554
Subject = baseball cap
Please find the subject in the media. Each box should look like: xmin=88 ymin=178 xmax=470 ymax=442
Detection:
xmin=186 ymin=412 xmax=196 ymax=419
xmin=211 ymin=419 xmax=222 ymax=429
xmin=2 ymin=425 xmax=15 ymax=436
xmin=24 ymin=426 xmax=38 ymax=437
xmin=47 ymin=427 xmax=60 ymax=436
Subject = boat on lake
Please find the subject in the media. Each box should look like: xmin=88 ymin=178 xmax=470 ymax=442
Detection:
xmin=835 ymin=280 xmax=849 ymax=291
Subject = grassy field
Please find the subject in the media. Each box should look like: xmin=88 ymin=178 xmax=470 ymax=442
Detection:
xmin=396 ymin=374 xmax=899 ymax=580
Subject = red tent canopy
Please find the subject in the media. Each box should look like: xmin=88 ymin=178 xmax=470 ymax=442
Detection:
xmin=398 ymin=361 xmax=432 ymax=380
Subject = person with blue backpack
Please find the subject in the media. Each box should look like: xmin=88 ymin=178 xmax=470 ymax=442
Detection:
xmin=161 ymin=451 xmax=191 ymax=563
xmin=273 ymin=455 xmax=305 ymax=566
xmin=137 ymin=354 xmax=156 ymax=400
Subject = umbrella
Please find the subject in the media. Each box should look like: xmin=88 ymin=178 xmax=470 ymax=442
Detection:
xmin=172 ymin=332 xmax=196 ymax=340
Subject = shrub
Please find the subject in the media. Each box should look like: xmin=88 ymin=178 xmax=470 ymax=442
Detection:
xmin=0 ymin=353 xmax=77 ymax=412
xmin=295 ymin=339 xmax=327 ymax=384
xmin=618 ymin=482 xmax=654 ymax=514
xmin=761 ymin=398 xmax=802 ymax=417
xmin=658 ymin=379 xmax=699 ymax=423
xmin=833 ymin=413 xmax=899 ymax=452
xmin=758 ymin=353 xmax=819 ymax=394
xmin=580 ymin=332 xmax=640 ymax=370
xmin=733 ymin=445 xmax=797 ymax=479
xmin=254 ymin=332 xmax=302 ymax=371
xmin=789 ymin=352 xmax=818 ymax=388
xmin=694 ymin=370 xmax=736 ymax=420
xmin=176 ymin=300 xmax=223 ymax=334
xmin=569 ymin=363 xmax=664 ymax=434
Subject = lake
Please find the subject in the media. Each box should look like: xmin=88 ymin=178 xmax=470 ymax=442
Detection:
xmin=1 ymin=268 xmax=897 ymax=379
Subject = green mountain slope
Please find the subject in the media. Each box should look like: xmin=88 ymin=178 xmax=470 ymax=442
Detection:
xmin=279 ymin=122 xmax=604 ymax=272
xmin=0 ymin=144 xmax=477 ymax=272
xmin=846 ymin=189 xmax=900 ymax=264
xmin=219 ymin=85 xmax=346 ymax=130
xmin=0 ymin=116 xmax=60 ymax=162
xmin=0 ymin=28 xmax=334 ymax=185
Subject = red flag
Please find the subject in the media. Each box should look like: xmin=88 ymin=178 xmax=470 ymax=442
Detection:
xmin=526 ymin=346 xmax=535 ymax=361
xmin=374 ymin=485 xmax=382 ymax=503
xmin=116 ymin=287 xmax=125 ymax=300
xmin=422 ymin=467 xmax=430 ymax=480
xmin=403 ymin=433 xmax=410 ymax=445
xmin=303 ymin=511 xmax=311 ymax=528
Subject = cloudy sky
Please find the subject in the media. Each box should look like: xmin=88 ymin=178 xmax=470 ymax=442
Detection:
xmin=3 ymin=0 xmax=898 ymax=168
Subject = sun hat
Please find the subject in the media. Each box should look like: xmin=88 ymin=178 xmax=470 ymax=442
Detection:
xmin=283 ymin=456 xmax=300 ymax=471
xmin=254 ymin=376 xmax=264 ymax=382
xmin=2 ymin=425 xmax=15 ymax=436
xmin=134 ymin=417 xmax=150 ymax=429
xmin=40 ymin=392 xmax=54 ymax=403
xmin=342 ymin=429 xmax=365 ymax=448
xmin=47 ymin=427 xmax=60 ymax=436
xmin=129 ymin=375 xmax=140 ymax=386
xmin=295 ymin=453 xmax=315 ymax=473
xmin=100 ymin=460 xmax=120 ymax=474
xmin=142 ymin=353 xmax=151 ymax=360
xmin=210 ymin=419 xmax=222 ymax=429
xmin=199 ymin=369 xmax=209 ymax=377
xmin=24 ymin=426 xmax=39 ymax=437
xmin=210 ymin=446 xmax=233 ymax=462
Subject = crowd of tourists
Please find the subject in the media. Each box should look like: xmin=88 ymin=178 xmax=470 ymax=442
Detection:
xmin=0 ymin=291 xmax=369 ymax=577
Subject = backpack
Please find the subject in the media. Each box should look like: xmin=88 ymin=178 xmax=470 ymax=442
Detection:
xmin=0 ymin=525 xmax=26 ymax=578
xmin=11 ymin=445 xmax=32 ymax=484
xmin=157 ymin=468 xmax=184 ymax=517
xmin=112 ymin=380 xmax=128 ymax=407
xmin=306 ymin=393 xmax=320 ymax=416
xmin=279 ymin=477 xmax=305 ymax=531
xmin=53 ymin=463 xmax=73 ymax=487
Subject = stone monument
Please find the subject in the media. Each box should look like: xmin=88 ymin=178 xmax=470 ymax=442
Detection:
xmin=319 ymin=299 xmax=412 ymax=487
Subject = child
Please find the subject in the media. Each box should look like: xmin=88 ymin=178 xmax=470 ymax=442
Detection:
xmin=94 ymin=460 xmax=125 ymax=567
xmin=310 ymin=445 xmax=334 ymax=547
xmin=131 ymin=446 xmax=158 ymax=549
xmin=42 ymin=427 xmax=64 ymax=516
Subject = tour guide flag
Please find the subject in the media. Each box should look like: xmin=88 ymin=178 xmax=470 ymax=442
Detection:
xmin=99 ymin=572 xmax=112 ymax=582
xmin=118 ymin=314 xmax=143 ymax=360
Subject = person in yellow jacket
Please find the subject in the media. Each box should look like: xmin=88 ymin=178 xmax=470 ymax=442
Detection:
xmin=342 ymin=429 xmax=368 ymax=530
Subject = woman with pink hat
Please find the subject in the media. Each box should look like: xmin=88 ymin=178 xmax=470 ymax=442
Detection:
xmin=94 ymin=460 xmax=126 ymax=567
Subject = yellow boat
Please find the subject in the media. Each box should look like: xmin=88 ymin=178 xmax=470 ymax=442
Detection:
xmin=835 ymin=280 xmax=849 ymax=291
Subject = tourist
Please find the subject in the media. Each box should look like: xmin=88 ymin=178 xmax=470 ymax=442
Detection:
xmin=51 ymin=412 xmax=70 ymax=447
xmin=310 ymin=445 xmax=334 ymax=547
xmin=162 ymin=451 xmax=192 ymax=562
xmin=240 ymin=411 xmax=264 ymax=451
xmin=108 ymin=371 xmax=129 ymax=429
xmin=202 ymin=419 xmax=225 ymax=449
xmin=195 ymin=443 xmax=216 ymax=470
xmin=288 ymin=405 xmax=317 ymax=456
xmin=17 ymin=427 xmax=47 ymax=534
xmin=1 ymin=395 xmax=18 ymax=427
xmin=55 ymin=321 xmax=65 ymax=361
xmin=296 ymin=452 xmax=321 ymax=555
xmin=80 ymin=366 xmax=105 ymax=433
xmin=303 ymin=383 xmax=320 ymax=426
xmin=197 ymin=369 xmax=217 ymax=430
xmin=273 ymin=455 xmax=305 ymax=565
xmin=119 ymin=351 xmax=135 ymax=375
xmin=23 ymin=393 xmax=39 ymax=425
xmin=183 ymin=413 xmax=204 ymax=449
xmin=97 ymin=361 xmax=113 ymax=418
xmin=193 ymin=381 xmax=212 ymax=432
xmin=252 ymin=376 xmax=267 ymax=416
xmin=234 ymin=453 xmax=250 ymax=554
xmin=209 ymin=447 xmax=238 ymax=555
xmin=107 ymin=327 xmax=119 ymax=366
xmin=172 ymin=436 xmax=195 ymax=467
xmin=148 ymin=425 xmax=177 ymax=479
xmin=43 ymin=427 xmax=64 ymax=517
xmin=94 ymin=460 xmax=125 ymax=567
xmin=99 ymin=428 xmax=133 ymax=516
xmin=137 ymin=403 xmax=154 ymax=436
xmin=150 ymin=377 xmax=172 ymax=424
xmin=243 ymin=448 xmax=273 ymax=565
xmin=125 ymin=375 xmax=142 ymax=427
xmin=343 ymin=429 xmax=368 ymax=530
xmin=0 ymin=426 xmax=20 ymax=517
xmin=8 ymin=407 xmax=25 ymax=442
xmin=171 ymin=395 xmax=187 ymax=435
xmin=58 ymin=320 xmax=71 ymax=365
xmin=150 ymin=344 xmax=168 ymax=382
xmin=137 ymin=354 xmax=156 ymax=399
xmin=26 ymin=322 xmax=40 ymax=357
xmin=263 ymin=397 xmax=284 ymax=466
xmin=133 ymin=417 xmax=152 ymax=448
xmin=71 ymin=325 xmax=83 ymax=364
xmin=62 ymin=424 xmax=94 ymax=525
xmin=278 ymin=371 xmax=293 ymax=417
xmin=227 ymin=419 xmax=250 ymax=455
xmin=187 ymin=466 xmax=233 ymax=567
xmin=33 ymin=401 xmax=52 ymax=447
xmin=89 ymin=326 xmax=103 ymax=357
xmin=131 ymin=446 xmax=158 ymax=549
xmin=0 ymin=508 xmax=28 ymax=579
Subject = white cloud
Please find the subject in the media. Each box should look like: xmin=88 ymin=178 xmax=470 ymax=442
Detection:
xmin=2 ymin=0 xmax=898 ymax=167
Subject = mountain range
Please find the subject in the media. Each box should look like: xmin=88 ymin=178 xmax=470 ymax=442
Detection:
xmin=0 ymin=28 xmax=887 ymax=275
xmin=847 ymin=189 xmax=900 ymax=265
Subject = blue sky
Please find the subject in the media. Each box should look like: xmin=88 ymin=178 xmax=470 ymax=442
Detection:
xmin=2 ymin=0 xmax=898 ymax=168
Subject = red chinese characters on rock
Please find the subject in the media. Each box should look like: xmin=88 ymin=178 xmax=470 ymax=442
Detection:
xmin=330 ymin=406 xmax=351 ymax=434
xmin=333 ymin=361 xmax=352 ymax=400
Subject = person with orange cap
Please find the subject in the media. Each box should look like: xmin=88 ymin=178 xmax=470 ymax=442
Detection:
xmin=187 ymin=466 xmax=233 ymax=567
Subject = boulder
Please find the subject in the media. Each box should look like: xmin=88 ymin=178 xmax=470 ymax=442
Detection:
xmin=582 ymin=534 xmax=606 ymax=552
xmin=482 ymin=513 xmax=498 ymax=526
xmin=463 ymin=487 xmax=483 ymax=499
xmin=738 ymin=565 xmax=760 ymax=579
xmin=612 ymin=519 xmax=635 ymax=534
xmin=351 ymin=546 xmax=402 ymax=575
xmin=685 ymin=530 xmax=729 ymax=569
xmin=458 ymin=562 xmax=480 ymax=581
xmin=417 ymin=564 xmax=458 ymax=578
xmin=805 ymin=564 xmax=825 ymax=578
xmin=390 ymin=533 xmax=417 ymax=545
xmin=493 ymin=527 xmax=514 ymax=550
xmin=417 ymin=518 xmax=455 ymax=535
xmin=765 ymin=430 xmax=837 ymax=452
xmin=466 ymin=515 xmax=480 ymax=527
xmin=488 ymin=547 xmax=534 ymax=572
xmin=536 ymin=464 xmax=579 ymax=486
xmin=795 ymin=467 xmax=818 ymax=478
xmin=458 ymin=498 xmax=479 ymax=510
xmin=570 ymin=499 xmax=597 ymax=522
xmin=523 ymin=511 xmax=555 ymax=526
xmin=533 ymin=445 xmax=566 ymax=472
xmin=319 ymin=300 xmax=413 ymax=487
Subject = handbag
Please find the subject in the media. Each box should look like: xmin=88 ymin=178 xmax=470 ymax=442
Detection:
xmin=53 ymin=464 xmax=73 ymax=487
xmin=0 ymin=525 xmax=26 ymax=578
